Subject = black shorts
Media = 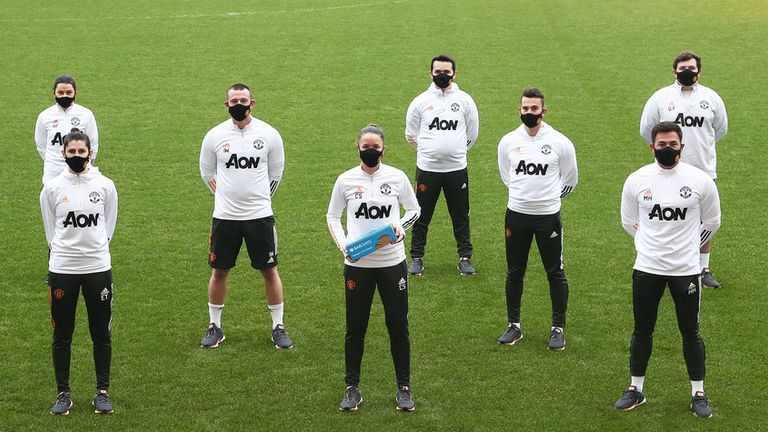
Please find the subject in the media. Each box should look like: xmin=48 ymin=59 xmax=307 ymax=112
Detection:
xmin=208 ymin=217 xmax=278 ymax=269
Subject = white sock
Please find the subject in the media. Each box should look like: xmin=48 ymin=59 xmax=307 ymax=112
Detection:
xmin=268 ymin=303 xmax=284 ymax=328
xmin=208 ymin=303 xmax=224 ymax=327
xmin=691 ymin=380 xmax=704 ymax=396
xmin=512 ymin=322 xmax=521 ymax=330
xmin=700 ymin=253 xmax=710 ymax=271
xmin=631 ymin=376 xmax=645 ymax=392
xmin=551 ymin=326 xmax=563 ymax=332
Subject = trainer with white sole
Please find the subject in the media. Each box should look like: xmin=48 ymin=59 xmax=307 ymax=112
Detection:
xmin=327 ymin=124 xmax=420 ymax=411
xmin=619 ymin=121 xmax=721 ymax=417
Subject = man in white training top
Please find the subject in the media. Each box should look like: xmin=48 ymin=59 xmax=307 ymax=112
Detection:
xmin=616 ymin=121 xmax=720 ymax=418
xmin=405 ymin=54 xmax=479 ymax=276
xmin=640 ymin=50 xmax=727 ymax=288
xmin=198 ymin=83 xmax=293 ymax=350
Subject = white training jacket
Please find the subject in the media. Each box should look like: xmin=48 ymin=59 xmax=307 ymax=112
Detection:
xmin=327 ymin=163 xmax=420 ymax=268
xmin=405 ymin=83 xmax=479 ymax=172
xmin=498 ymin=122 xmax=578 ymax=215
xmin=640 ymin=82 xmax=728 ymax=179
xmin=35 ymin=103 xmax=99 ymax=184
xmin=200 ymin=117 xmax=285 ymax=220
xmin=621 ymin=162 xmax=721 ymax=276
xmin=40 ymin=167 xmax=117 ymax=274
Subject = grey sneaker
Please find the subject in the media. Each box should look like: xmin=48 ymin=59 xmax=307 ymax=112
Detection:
xmin=339 ymin=386 xmax=362 ymax=411
xmin=396 ymin=386 xmax=415 ymax=412
xmin=547 ymin=327 xmax=566 ymax=351
xmin=50 ymin=391 xmax=72 ymax=416
xmin=92 ymin=390 xmax=114 ymax=414
xmin=615 ymin=386 xmax=646 ymax=411
xmin=498 ymin=323 xmax=523 ymax=345
xmin=200 ymin=323 xmax=225 ymax=348
xmin=691 ymin=391 xmax=713 ymax=418
xmin=457 ymin=257 xmax=476 ymax=275
xmin=271 ymin=324 xmax=294 ymax=350
xmin=701 ymin=269 xmax=721 ymax=289
xmin=408 ymin=258 xmax=424 ymax=276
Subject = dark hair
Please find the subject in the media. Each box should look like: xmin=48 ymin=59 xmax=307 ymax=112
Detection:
xmin=651 ymin=121 xmax=683 ymax=143
xmin=357 ymin=124 xmax=385 ymax=146
xmin=53 ymin=75 xmax=77 ymax=92
xmin=673 ymin=51 xmax=701 ymax=70
xmin=430 ymin=55 xmax=456 ymax=72
xmin=521 ymin=87 xmax=545 ymax=105
xmin=63 ymin=128 xmax=91 ymax=150
xmin=227 ymin=83 xmax=251 ymax=98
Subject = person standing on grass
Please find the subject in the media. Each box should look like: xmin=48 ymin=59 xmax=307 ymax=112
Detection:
xmin=615 ymin=121 xmax=720 ymax=418
xmin=35 ymin=75 xmax=100 ymax=185
xmin=198 ymin=83 xmax=293 ymax=350
xmin=41 ymin=129 xmax=117 ymax=416
xmin=640 ymin=50 xmax=728 ymax=288
xmin=496 ymin=88 xmax=578 ymax=351
xmin=327 ymin=124 xmax=420 ymax=412
xmin=405 ymin=54 xmax=479 ymax=276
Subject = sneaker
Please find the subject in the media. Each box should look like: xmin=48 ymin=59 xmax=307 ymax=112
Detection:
xmin=408 ymin=258 xmax=424 ymax=276
xmin=92 ymin=389 xmax=114 ymax=414
xmin=50 ymin=391 xmax=72 ymax=416
xmin=701 ymin=269 xmax=721 ymax=289
xmin=547 ymin=327 xmax=566 ymax=351
xmin=396 ymin=386 xmax=415 ymax=412
xmin=498 ymin=323 xmax=523 ymax=345
xmin=615 ymin=386 xmax=646 ymax=411
xmin=691 ymin=391 xmax=713 ymax=418
xmin=339 ymin=386 xmax=362 ymax=411
xmin=271 ymin=324 xmax=294 ymax=350
xmin=200 ymin=323 xmax=225 ymax=348
xmin=457 ymin=257 xmax=476 ymax=275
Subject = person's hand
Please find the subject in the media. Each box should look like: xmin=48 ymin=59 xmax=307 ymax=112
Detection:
xmin=390 ymin=224 xmax=405 ymax=244
xmin=344 ymin=246 xmax=358 ymax=263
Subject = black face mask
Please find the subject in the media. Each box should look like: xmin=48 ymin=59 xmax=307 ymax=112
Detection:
xmin=676 ymin=69 xmax=699 ymax=86
xmin=228 ymin=104 xmax=250 ymax=121
xmin=520 ymin=113 xmax=543 ymax=128
xmin=359 ymin=148 xmax=382 ymax=168
xmin=65 ymin=155 xmax=89 ymax=173
xmin=56 ymin=97 xmax=74 ymax=109
xmin=654 ymin=146 xmax=681 ymax=167
xmin=432 ymin=73 xmax=453 ymax=89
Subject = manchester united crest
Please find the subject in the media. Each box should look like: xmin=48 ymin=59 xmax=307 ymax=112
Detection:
xmin=253 ymin=139 xmax=264 ymax=150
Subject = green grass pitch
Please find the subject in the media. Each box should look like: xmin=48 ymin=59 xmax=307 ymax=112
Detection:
xmin=1 ymin=0 xmax=767 ymax=430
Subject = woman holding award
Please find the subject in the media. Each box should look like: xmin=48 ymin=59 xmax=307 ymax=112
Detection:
xmin=326 ymin=124 xmax=420 ymax=412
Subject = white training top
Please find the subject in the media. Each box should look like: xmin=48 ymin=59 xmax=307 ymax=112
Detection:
xmin=640 ymin=82 xmax=728 ymax=179
xmin=199 ymin=117 xmax=285 ymax=220
xmin=498 ymin=122 xmax=578 ymax=215
xmin=327 ymin=163 xmax=421 ymax=268
xmin=35 ymin=103 xmax=100 ymax=184
xmin=621 ymin=161 xmax=721 ymax=276
xmin=40 ymin=167 xmax=117 ymax=274
xmin=405 ymin=83 xmax=479 ymax=172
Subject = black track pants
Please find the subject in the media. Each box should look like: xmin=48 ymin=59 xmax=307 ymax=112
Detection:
xmin=48 ymin=270 xmax=113 ymax=392
xmin=343 ymin=261 xmax=410 ymax=387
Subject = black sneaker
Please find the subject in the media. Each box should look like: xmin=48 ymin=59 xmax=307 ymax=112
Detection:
xmin=457 ymin=257 xmax=476 ymax=275
xmin=498 ymin=323 xmax=523 ymax=345
xmin=547 ymin=327 xmax=566 ymax=351
xmin=271 ymin=324 xmax=294 ymax=350
xmin=691 ymin=391 xmax=713 ymax=418
xmin=50 ymin=391 xmax=72 ymax=416
xmin=615 ymin=386 xmax=646 ymax=411
xmin=200 ymin=323 xmax=225 ymax=348
xmin=92 ymin=389 xmax=114 ymax=414
xmin=408 ymin=258 xmax=424 ymax=276
xmin=396 ymin=386 xmax=415 ymax=412
xmin=339 ymin=386 xmax=362 ymax=411
xmin=701 ymin=269 xmax=721 ymax=289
